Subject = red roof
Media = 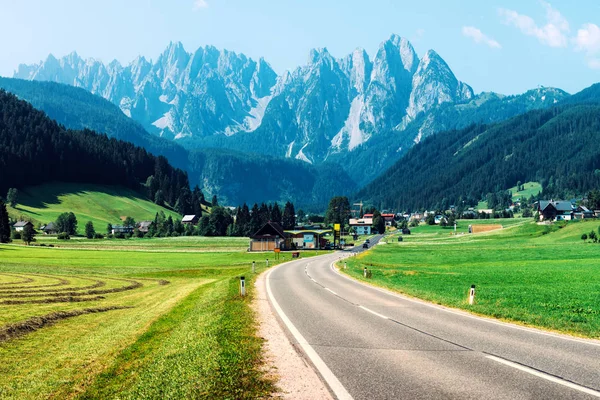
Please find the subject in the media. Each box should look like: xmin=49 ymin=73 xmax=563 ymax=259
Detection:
xmin=381 ymin=214 xmax=395 ymax=218
xmin=363 ymin=213 xmax=373 ymax=218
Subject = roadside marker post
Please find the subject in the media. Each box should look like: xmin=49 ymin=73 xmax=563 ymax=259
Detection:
xmin=252 ymin=261 xmax=255 ymax=274
xmin=469 ymin=285 xmax=476 ymax=305
xmin=344 ymin=262 xmax=347 ymax=269
xmin=266 ymin=258 xmax=269 ymax=267
xmin=364 ymin=267 xmax=368 ymax=278
xmin=240 ymin=276 xmax=246 ymax=297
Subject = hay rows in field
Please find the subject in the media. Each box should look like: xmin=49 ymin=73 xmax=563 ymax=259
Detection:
xmin=0 ymin=306 xmax=133 ymax=343
xmin=0 ymin=273 xmax=153 ymax=305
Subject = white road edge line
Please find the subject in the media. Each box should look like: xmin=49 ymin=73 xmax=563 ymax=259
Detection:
xmin=359 ymin=305 xmax=389 ymax=320
xmin=266 ymin=264 xmax=353 ymax=400
xmin=330 ymin=260 xmax=600 ymax=348
xmin=325 ymin=288 xmax=337 ymax=295
xmin=486 ymin=355 xmax=600 ymax=398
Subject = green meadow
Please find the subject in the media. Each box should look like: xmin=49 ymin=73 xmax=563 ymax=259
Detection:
xmin=0 ymin=239 xmax=326 ymax=399
xmin=342 ymin=219 xmax=600 ymax=338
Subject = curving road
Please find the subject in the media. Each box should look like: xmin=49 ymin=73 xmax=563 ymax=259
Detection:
xmin=266 ymin=236 xmax=600 ymax=399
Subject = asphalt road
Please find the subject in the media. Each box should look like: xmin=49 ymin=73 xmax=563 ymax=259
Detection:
xmin=267 ymin=236 xmax=600 ymax=399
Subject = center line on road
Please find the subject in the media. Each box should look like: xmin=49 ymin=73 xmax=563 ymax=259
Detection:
xmin=359 ymin=305 xmax=389 ymax=320
xmin=325 ymin=288 xmax=337 ymax=295
xmin=485 ymin=355 xmax=600 ymax=398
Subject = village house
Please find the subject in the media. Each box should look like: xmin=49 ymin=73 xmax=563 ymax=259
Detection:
xmin=13 ymin=221 xmax=33 ymax=232
xmin=349 ymin=217 xmax=373 ymax=235
xmin=40 ymin=222 xmax=58 ymax=235
xmin=249 ymin=222 xmax=289 ymax=252
xmin=537 ymin=200 xmax=574 ymax=221
xmin=573 ymin=206 xmax=595 ymax=220
xmin=381 ymin=213 xmax=395 ymax=226
xmin=182 ymin=215 xmax=200 ymax=225
xmin=137 ymin=221 xmax=153 ymax=233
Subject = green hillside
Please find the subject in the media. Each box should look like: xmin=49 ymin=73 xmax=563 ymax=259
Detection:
xmin=7 ymin=183 xmax=181 ymax=232
xmin=358 ymin=103 xmax=600 ymax=210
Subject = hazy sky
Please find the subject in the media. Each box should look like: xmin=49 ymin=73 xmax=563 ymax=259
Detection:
xmin=1 ymin=0 xmax=598 ymax=94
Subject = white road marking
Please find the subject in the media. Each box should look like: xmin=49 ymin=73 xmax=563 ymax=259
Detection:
xmin=325 ymin=288 xmax=337 ymax=295
xmin=330 ymin=261 xmax=600 ymax=348
xmin=486 ymin=355 xmax=600 ymax=398
xmin=359 ymin=305 xmax=389 ymax=320
xmin=266 ymin=265 xmax=353 ymax=400
xmin=311 ymin=278 xmax=316 ymax=283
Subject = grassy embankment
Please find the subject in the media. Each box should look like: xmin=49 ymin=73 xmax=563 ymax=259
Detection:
xmin=7 ymin=182 xmax=182 ymax=231
xmin=0 ymin=238 xmax=327 ymax=399
xmin=340 ymin=219 xmax=600 ymax=338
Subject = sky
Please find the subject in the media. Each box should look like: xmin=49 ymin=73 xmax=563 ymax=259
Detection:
xmin=0 ymin=0 xmax=598 ymax=95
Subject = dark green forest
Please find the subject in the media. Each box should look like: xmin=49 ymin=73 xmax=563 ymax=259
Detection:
xmin=0 ymin=89 xmax=191 ymax=210
xmin=358 ymin=104 xmax=600 ymax=210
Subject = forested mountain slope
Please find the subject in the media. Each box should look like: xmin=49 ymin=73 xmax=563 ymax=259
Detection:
xmin=0 ymin=78 xmax=188 ymax=168
xmin=358 ymin=104 xmax=600 ymax=210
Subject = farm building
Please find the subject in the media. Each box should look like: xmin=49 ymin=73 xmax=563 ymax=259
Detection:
xmin=285 ymin=228 xmax=332 ymax=249
xmin=249 ymin=222 xmax=289 ymax=252
xmin=40 ymin=222 xmax=58 ymax=235
xmin=13 ymin=221 xmax=33 ymax=232
xmin=112 ymin=225 xmax=134 ymax=235
xmin=182 ymin=215 xmax=200 ymax=225
xmin=349 ymin=218 xmax=373 ymax=235
xmin=538 ymin=200 xmax=574 ymax=221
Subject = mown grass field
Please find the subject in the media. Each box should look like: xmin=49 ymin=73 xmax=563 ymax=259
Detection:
xmin=341 ymin=219 xmax=600 ymax=338
xmin=0 ymin=238 xmax=326 ymax=399
xmin=7 ymin=182 xmax=181 ymax=231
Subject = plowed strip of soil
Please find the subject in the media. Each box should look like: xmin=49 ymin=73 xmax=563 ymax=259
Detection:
xmin=0 ymin=295 xmax=107 ymax=305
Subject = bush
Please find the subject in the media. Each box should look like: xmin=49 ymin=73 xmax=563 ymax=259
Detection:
xmin=94 ymin=233 xmax=104 ymax=239
xmin=48 ymin=244 xmax=54 ymax=247
xmin=57 ymin=232 xmax=70 ymax=240
xmin=11 ymin=230 xmax=21 ymax=240
xmin=582 ymin=233 xmax=588 ymax=241
xmin=114 ymin=232 xmax=126 ymax=239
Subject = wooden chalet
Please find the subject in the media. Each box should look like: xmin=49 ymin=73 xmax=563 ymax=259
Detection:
xmin=249 ymin=222 xmax=289 ymax=252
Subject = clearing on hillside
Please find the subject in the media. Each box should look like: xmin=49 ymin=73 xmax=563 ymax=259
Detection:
xmin=6 ymin=182 xmax=181 ymax=231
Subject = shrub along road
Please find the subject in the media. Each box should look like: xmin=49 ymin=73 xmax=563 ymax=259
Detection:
xmin=267 ymin=238 xmax=600 ymax=399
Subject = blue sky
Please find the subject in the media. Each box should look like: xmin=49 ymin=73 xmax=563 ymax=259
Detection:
xmin=0 ymin=0 xmax=598 ymax=94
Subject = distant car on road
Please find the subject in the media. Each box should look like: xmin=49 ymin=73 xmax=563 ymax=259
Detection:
xmin=362 ymin=243 xmax=369 ymax=249
xmin=324 ymin=244 xmax=332 ymax=250
xmin=365 ymin=239 xmax=370 ymax=244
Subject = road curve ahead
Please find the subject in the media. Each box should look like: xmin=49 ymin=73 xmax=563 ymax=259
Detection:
xmin=267 ymin=244 xmax=600 ymax=399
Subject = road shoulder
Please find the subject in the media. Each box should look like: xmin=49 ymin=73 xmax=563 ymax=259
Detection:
xmin=254 ymin=270 xmax=333 ymax=400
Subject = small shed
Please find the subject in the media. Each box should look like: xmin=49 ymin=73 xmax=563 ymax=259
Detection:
xmin=182 ymin=215 xmax=200 ymax=225
xmin=250 ymin=222 xmax=288 ymax=252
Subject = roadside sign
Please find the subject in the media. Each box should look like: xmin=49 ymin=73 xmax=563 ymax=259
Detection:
xmin=274 ymin=249 xmax=281 ymax=253
xmin=334 ymin=224 xmax=341 ymax=232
